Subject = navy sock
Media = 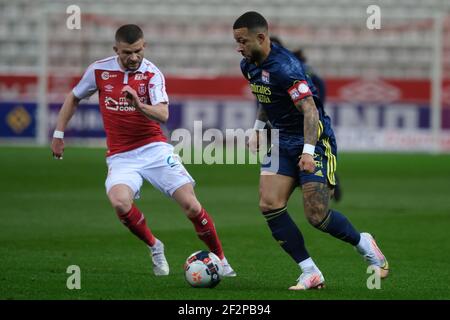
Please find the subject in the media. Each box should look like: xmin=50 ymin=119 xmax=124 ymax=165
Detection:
xmin=263 ymin=207 xmax=310 ymax=263
xmin=315 ymin=209 xmax=361 ymax=246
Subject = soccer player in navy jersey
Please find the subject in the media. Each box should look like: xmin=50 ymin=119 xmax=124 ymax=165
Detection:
xmin=270 ymin=36 xmax=343 ymax=202
xmin=233 ymin=12 xmax=388 ymax=290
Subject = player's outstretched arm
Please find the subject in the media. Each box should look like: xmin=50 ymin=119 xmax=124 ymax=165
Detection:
xmin=51 ymin=92 xmax=80 ymax=159
xmin=122 ymin=85 xmax=169 ymax=123
xmin=295 ymin=96 xmax=319 ymax=173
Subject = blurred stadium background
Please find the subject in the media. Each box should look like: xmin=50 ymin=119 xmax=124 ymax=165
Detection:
xmin=1 ymin=0 xmax=450 ymax=300
xmin=1 ymin=0 xmax=450 ymax=151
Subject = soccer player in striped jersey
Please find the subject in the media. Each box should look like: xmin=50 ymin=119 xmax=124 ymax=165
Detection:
xmin=233 ymin=12 xmax=388 ymax=290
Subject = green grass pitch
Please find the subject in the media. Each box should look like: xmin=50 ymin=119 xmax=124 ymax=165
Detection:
xmin=1 ymin=146 xmax=450 ymax=300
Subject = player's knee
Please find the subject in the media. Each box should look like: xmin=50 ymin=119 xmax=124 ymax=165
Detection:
xmin=304 ymin=206 xmax=327 ymax=226
xmin=109 ymin=193 xmax=133 ymax=215
xmin=182 ymin=199 xmax=202 ymax=218
xmin=306 ymin=213 xmax=323 ymax=226
xmin=259 ymin=199 xmax=284 ymax=213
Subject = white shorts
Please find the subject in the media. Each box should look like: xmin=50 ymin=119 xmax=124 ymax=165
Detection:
xmin=105 ymin=142 xmax=195 ymax=198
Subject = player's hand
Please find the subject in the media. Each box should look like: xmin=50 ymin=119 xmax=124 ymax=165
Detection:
xmin=298 ymin=153 xmax=315 ymax=173
xmin=248 ymin=130 xmax=260 ymax=154
xmin=51 ymin=137 xmax=64 ymax=160
xmin=121 ymin=85 xmax=140 ymax=107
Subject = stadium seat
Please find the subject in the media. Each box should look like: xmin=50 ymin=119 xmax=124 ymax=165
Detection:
xmin=0 ymin=0 xmax=448 ymax=79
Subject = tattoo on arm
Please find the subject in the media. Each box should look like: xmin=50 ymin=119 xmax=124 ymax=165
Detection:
xmin=295 ymin=96 xmax=319 ymax=146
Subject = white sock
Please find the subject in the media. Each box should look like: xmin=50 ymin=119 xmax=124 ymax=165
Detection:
xmin=221 ymin=257 xmax=229 ymax=265
xmin=149 ymin=239 xmax=161 ymax=251
xmin=356 ymin=233 xmax=369 ymax=253
xmin=299 ymin=257 xmax=319 ymax=273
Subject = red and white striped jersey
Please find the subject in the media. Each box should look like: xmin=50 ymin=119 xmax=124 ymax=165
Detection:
xmin=73 ymin=56 xmax=168 ymax=156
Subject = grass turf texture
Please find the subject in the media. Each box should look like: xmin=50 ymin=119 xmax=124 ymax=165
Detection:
xmin=1 ymin=146 xmax=449 ymax=300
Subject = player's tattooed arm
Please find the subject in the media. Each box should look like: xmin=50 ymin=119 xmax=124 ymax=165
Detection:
xmin=295 ymin=96 xmax=319 ymax=173
xmin=294 ymin=96 xmax=319 ymax=146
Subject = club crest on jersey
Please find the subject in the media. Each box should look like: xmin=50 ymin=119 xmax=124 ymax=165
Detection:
xmin=262 ymin=70 xmax=270 ymax=84
xmin=138 ymin=83 xmax=147 ymax=95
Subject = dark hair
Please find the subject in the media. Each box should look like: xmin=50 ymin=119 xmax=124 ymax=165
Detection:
xmin=270 ymin=36 xmax=283 ymax=47
xmin=233 ymin=11 xmax=268 ymax=32
xmin=293 ymin=49 xmax=307 ymax=63
xmin=115 ymin=24 xmax=144 ymax=44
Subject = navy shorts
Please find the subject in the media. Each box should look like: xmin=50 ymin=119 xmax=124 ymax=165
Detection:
xmin=261 ymin=134 xmax=337 ymax=186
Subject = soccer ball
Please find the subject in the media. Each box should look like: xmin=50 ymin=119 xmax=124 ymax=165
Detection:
xmin=184 ymin=250 xmax=223 ymax=288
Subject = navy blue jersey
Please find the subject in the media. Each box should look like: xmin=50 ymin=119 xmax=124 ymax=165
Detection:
xmin=241 ymin=43 xmax=333 ymax=143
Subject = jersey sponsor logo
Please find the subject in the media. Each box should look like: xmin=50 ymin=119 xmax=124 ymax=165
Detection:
xmin=104 ymin=96 xmax=136 ymax=112
xmin=250 ymin=83 xmax=271 ymax=95
xmin=250 ymin=83 xmax=272 ymax=103
xmin=100 ymin=71 xmax=118 ymax=81
xmin=256 ymin=94 xmax=271 ymax=103
xmin=104 ymin=96 xmax=118 ymax=110
xmin=101 ymin=71 xmax=110 ymax=80
xmin=262 ymin=70 xmax=270 ymax=84
xmin=134 ymin=73 xmax=148 ymax=80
